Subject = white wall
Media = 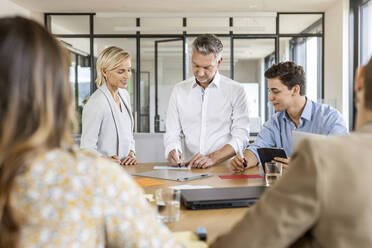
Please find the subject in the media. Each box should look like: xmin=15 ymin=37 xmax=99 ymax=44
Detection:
xmin=0 ymin=0 xmax=29 ymax=16
xmin=0 ymin=0 xmax=43 ymax=23
xmin=324 ymin=0 xmax=349 ymax=128
xmin=234 ymin=59 xmax=259 ymax=83
xmin=258 ymin=58 xmax=265 ymax=126
xmin=134 ymin=133 xmax=166 ymax=163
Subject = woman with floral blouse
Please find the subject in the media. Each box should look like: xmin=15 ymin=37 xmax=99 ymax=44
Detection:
xmin=0 ymin=16 xmax=181 ymax=248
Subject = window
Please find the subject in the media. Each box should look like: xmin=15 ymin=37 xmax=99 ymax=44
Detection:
xmin=45 ymin=13 xmax=324 ymax=134
xmin=279 ymin=14 xmax=323 ymax=104
xmin=50 ymin=15 xmax=90 ymax=35
xmin=59 ymin=38 xmax=91 ymax=135
xmin=233 ymin=38 xmax=276 ymax=129
xmin=280 ymin=36 xmax=322 ymax=102
xmin=360 ymin=0 xmax=372 ymax=65
xmin=350 ymin=0 xmax=371 ymax=130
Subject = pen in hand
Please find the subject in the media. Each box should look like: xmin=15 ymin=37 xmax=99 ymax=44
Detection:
xmin=239 ymin=150 xmax=247 ymax=168
xmin=175 ymin=149 xmax=182 ymax=167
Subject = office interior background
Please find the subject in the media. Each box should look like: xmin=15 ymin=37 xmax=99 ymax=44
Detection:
xmin=1 ymin=0 xmax=371 ymax=161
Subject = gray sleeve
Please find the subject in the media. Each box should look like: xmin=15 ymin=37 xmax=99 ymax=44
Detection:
xmin=80 ymin=96 xmax=104 ymax=154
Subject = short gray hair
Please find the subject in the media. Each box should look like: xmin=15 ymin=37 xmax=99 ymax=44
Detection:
xmin=192 ymin=34 xmax=223 ymax=61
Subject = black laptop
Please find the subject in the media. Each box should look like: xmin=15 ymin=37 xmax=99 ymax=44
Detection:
xmin=181 ymin=186 xmax=267 ymax=210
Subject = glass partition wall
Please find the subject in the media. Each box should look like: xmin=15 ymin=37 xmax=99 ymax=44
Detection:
xmin=45 ymin=12 xmax=324 ymax=134
xmin=349 ymin=0 xmax=371 ymax=130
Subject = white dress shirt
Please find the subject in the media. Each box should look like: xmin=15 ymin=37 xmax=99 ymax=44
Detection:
xmin=164 ymin=72 xmax=250 ymax=161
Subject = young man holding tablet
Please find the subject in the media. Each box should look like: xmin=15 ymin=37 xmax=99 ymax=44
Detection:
xmin=231 ymin=61 xmax=348 ymax=172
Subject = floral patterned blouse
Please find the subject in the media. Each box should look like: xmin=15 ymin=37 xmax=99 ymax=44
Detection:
xmin=11 ymin=147 xmax=181 ymax=248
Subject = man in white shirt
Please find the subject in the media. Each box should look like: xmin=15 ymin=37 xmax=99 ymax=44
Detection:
xmin=164 ymin=34 xmax=250 ymax=168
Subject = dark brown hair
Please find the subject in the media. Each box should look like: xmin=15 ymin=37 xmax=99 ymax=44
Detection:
xmin=0 ymin=17 xmax=73 ymax=247
xmin=264 ymin=61 xmax=306 ymax=95
xmin=365 ymin=57 xmax=372 ymax=110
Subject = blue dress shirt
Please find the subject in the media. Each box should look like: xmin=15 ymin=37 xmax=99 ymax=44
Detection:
xmin=248 ymin=99 xmax=348 ymax=161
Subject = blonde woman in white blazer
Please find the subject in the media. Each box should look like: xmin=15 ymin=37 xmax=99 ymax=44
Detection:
xmin=81 ymin=46 xmax=137 ymax=165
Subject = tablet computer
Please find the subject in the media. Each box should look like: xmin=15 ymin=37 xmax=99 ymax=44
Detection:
xmin=257 ymin=147 xmax=287 ymax=172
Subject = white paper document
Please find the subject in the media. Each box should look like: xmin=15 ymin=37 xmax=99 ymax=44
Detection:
xmin=170 ymin=185 xmax=213 ymax=190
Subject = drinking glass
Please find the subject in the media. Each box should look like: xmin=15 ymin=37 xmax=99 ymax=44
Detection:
xmin=264 ymin=162 xmax=283 ymax=186
xmin=155 ymin=188 xmax=181 ymax=222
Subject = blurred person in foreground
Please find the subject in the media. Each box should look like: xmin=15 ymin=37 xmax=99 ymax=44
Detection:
xmin=0 ymin=17 xmax=180 ymax=248
xmin=212 ymin=56 xmax=372 ymax=247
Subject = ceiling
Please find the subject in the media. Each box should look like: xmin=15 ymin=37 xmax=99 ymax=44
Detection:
xmin=17 ymin=0 xmax=329 ymax=65
xmin=12 ymin=0 xmax=338 ymax=13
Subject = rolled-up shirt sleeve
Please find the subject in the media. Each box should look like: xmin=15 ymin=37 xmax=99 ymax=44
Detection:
xmin=248 ymin=118 xmax=278 ymax=163
xmin=164 ymin=86 xmax=183 ymax=158
xmin=227 ymin=85 xmax=250 ymax=154
xmin=324 ymin=108 xmax=348 ymax=135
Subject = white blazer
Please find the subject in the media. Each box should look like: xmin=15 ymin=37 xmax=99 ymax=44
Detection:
xmin=80 ymin=84 xmax=135 ymax=159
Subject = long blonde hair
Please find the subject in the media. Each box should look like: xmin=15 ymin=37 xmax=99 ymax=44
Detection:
xmin=0 ymin=17 xmax=73 ymax=248
xmin=95 ymin=46 xmax=131 ymax=87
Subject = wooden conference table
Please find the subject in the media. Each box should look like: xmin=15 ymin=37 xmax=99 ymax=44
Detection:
xmin=124 ymin=162 xmax=265 ymax=244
